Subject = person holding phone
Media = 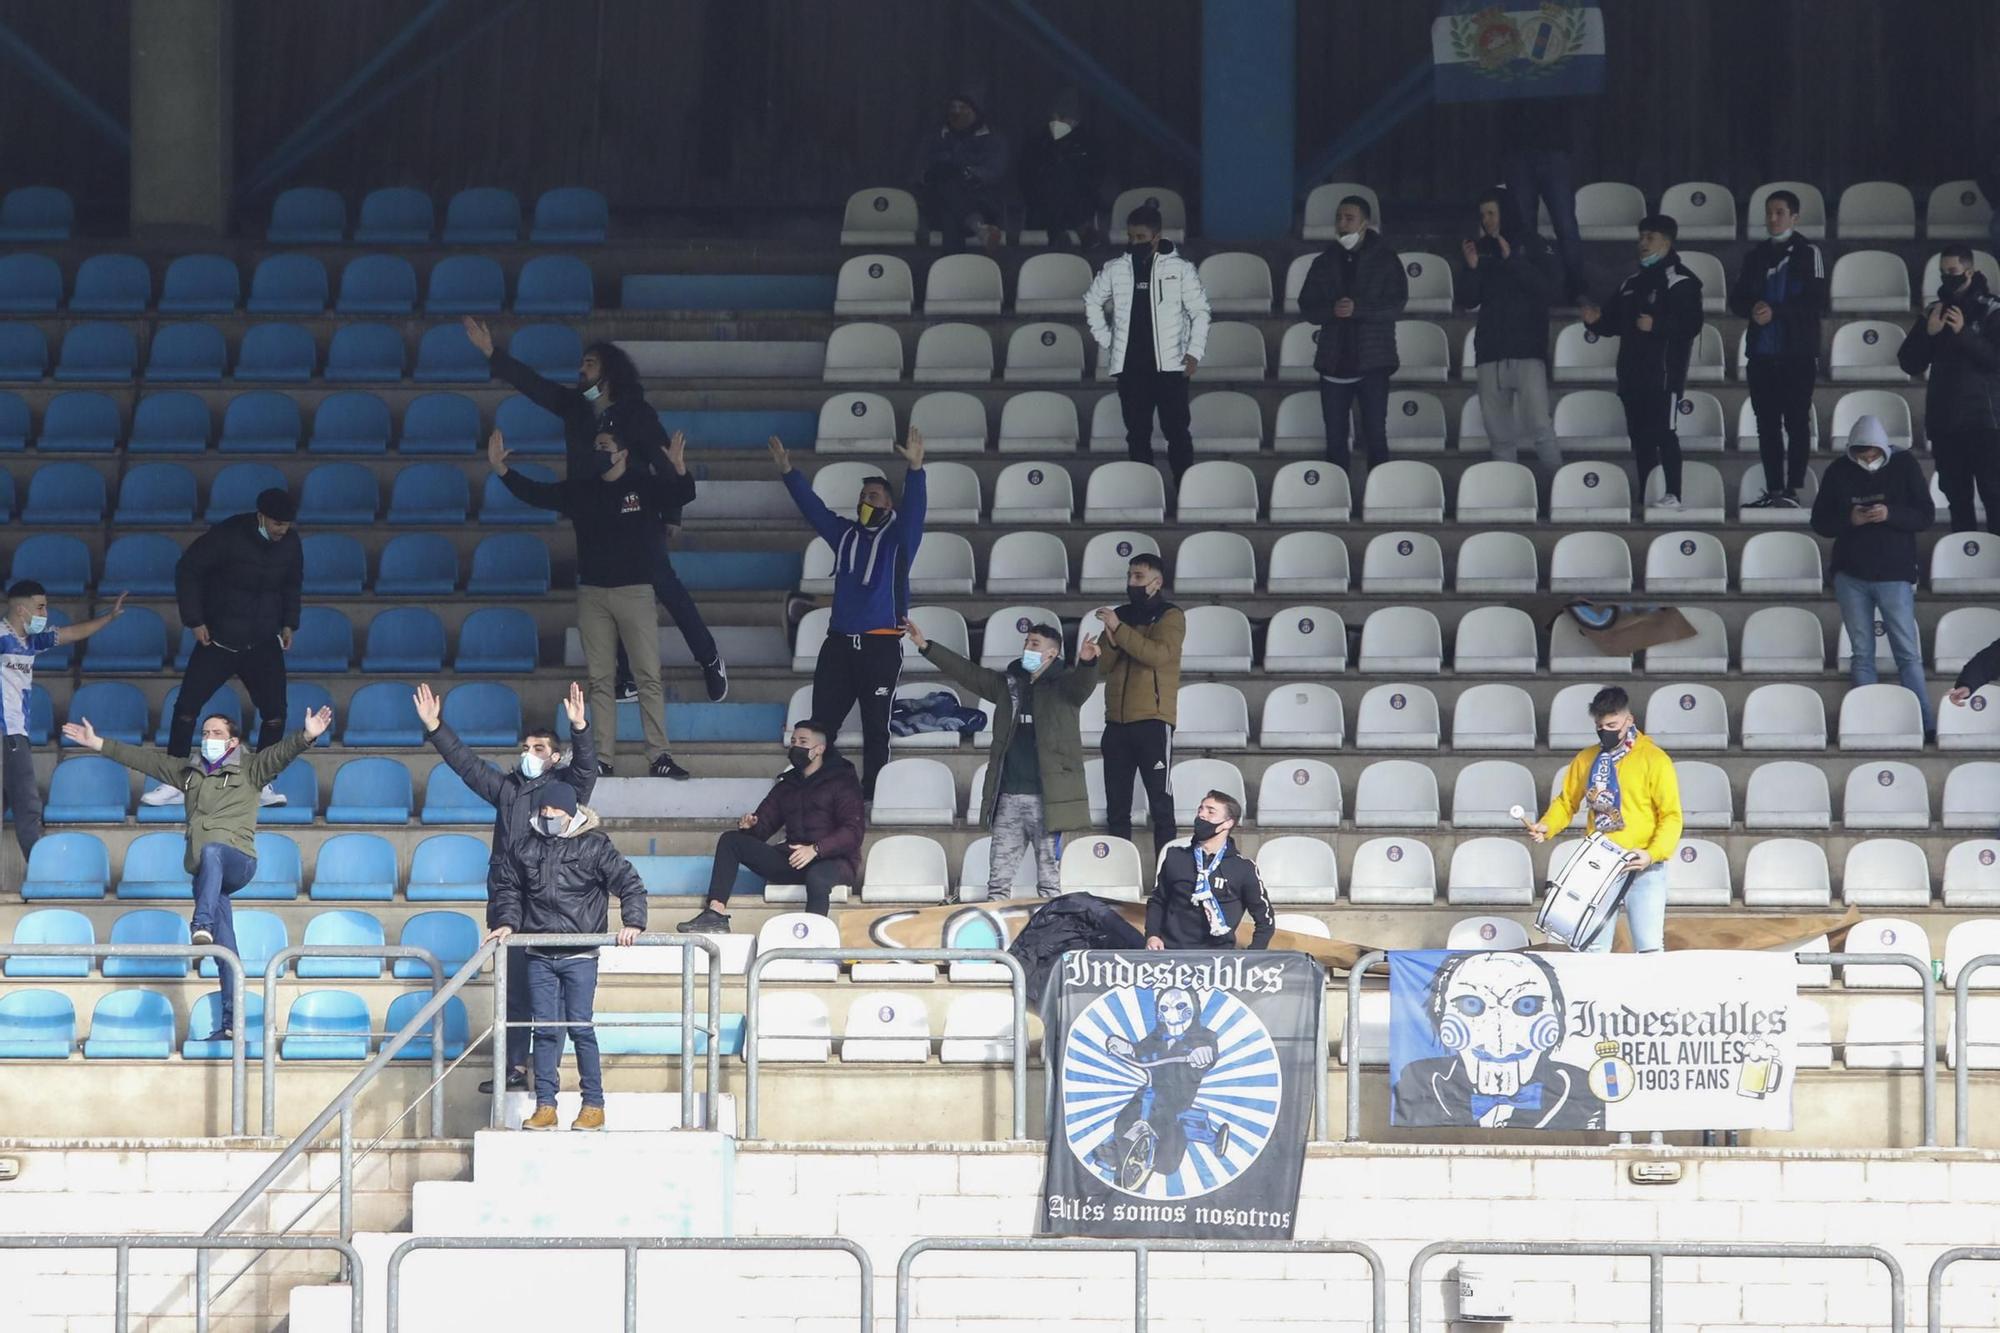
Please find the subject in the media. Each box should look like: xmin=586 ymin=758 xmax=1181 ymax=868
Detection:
xmin=1896 ymin=244 xmax=2000 ymax=533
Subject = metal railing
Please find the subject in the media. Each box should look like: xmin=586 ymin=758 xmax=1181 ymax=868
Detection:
xmin=0 ymin=942 xmax=249 ymax=1134
xmin=385 ymin=1236 xmax=873 ymax=1333
xmin=1409 ymin=1239 xmax=1904 ymax=1332
xmin=260 ymin=943 xmax=444 ymax=1135
xmin=0 ymin=1234 xmax=362 ymax=1333
xmin=743 ymin=946 xmax=1030 ymax=1139
xmin=1952 ymin=954 xmax=2000 ymax=1147
xmin=1927 ymin=1246 xmax=2000 ymax=1333
xmin=895 ymin=1236 xmax=1387 ymax=1333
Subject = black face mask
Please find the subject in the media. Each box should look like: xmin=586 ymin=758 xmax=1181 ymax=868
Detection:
xmin=787 ymin=745 xmax=814 ymax=771
xmin=1191 ymin=816 xmax=1226 ymax=844
xmin=583 ymin=448 xmax=616 ymax=479
xmin=1596 ymin=727 xmax=1627 ymax=752
xmin=1128 ymin=242 xmax=1154 ymax=261
xmin=1941 ymin=274 xmax=1968 ymax=300
xmin=1125 ymin=583 xmax=1156 ymax=607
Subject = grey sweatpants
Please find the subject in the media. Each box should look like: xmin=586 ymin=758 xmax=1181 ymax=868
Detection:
xmin=1477 ymin=357 xmax=1561 ymax=473
xmin=989 ymin=792 xmax=1061 ymax=900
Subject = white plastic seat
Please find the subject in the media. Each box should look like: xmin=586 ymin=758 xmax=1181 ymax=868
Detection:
xmin=892 ymin=607 xmax=969 ymax=676
xmin=1843 ymin=997 xmax=1928 ymax=1068
xmin=1181 ymin=605 xmax=1254 ymax=672
xmin=1949 ymin=996 xmax=2000 ymax=1069
xmin=859 ymin=835 xmax=951 ymax=904
xmin=1836 ymin=182 xmax=1917 ymax=240
xmin=1277 ymin=322 xmax=1321 ymax=382
xmin=1549 ymin=461 xmax=1632 ymax=522
xmin=1450 ymin=760 xmax=1536 ymax=829
xmin=1552 ymin=322 xmax=1618 ymax=383
xmin=1660 ymin=181 xmax=1737 ymax=240
xmin=1678 ymin=250 xmax=1728 ymax=314
xmin=1259 ymin=682 xmax=1345 ymax=748
xmin=1057 ymin=835 xmax=1146 ymax=902
xmin=1922 ymin=249 xmax=2000 ymax=299
xmin=1931 ymin=534 xmax=2000 ymax=594
xmin=1738 ymin=607 xmax=1824 ymax=674
xmin=1644 ymin=531 xmax=1727 ymax=593
xmin=1685 ymin=324 xmax=1726 ymax=385
xmin=906 ymin=390 xmax=987 ymax=453
xmin=1273 ymin=912 xmax=1331 ymax=939
xmin=978 ymin=606 xmax=1061 ymax=669
xmin=1844 ymin=917 xmax=1933 ymax=989
xmin=1076 ymin=682 xmax=1106 ymax=748
xmin=1197 ymin=252 xmax=1274 ymax=313
xmin=1747 ymin=180 xmax=1828 ymax=235
xmin=1828 ymin=321 xmax=1907 ymax=382
xmin=1354 ymin=683 xmax=1441 ymax=750
xmin=1944 ymin=764 xmax=2000 ymax=830
xmin=1446 ymin=838 xmax=1535 ymax=907
xmin=1341 ymin=991 xmax=1390 ymax=1066
xmin=839 ymin=990 xmax=930 ymax=1062
xmin=1830 ymin=389 xmax=1914 ymax=450
xmin=1385 ymin=391 xmax=1448 ymax=452
xmin=1266 ymin=531 xmax=1350 ymax=592
xmin=960 ymin=835 xmax=1040 ymax=901
xmin=1269 ymin=460 xmax=1353 ymax=524
xmin=1545 ymin=682 xmax=1609 ymax=751
xmin=1360 ymin=532 xmax=1444 ymax=593
xmin=1302 ymin=182 xmax=1380 ymax=239
xmin=1642 ymin=683 xmax=1729 ymax=751
xmin=1083 ymin=460 xmax=1166 ymax=524
xmin=1450 ymin=683 xmax=1536 ymax=751
xmin=1936 ymin=607 xmax=2000 ymax=674
xmin=1842 ymin=842 xmax=1933 ymax=910
xmin=1397 ymin=252 xmax=1453 ymax=314
xmin=1449 ymin=606 xmax=1536 ymax=674
xmin=783 ymin=683 xmax=861 ymax=748
xmin=1736 ymin=460 xmax=1821 ymax=527
xmin=1944 ymin=920 xmax=2000 ymax=988
xmin=1175 ymin=682 xmax=1250 ymax=749
xmin=1255 ymin=758 xmax=1343 ymax=828
xmin=1352 ymin=760 xmax=1439 ymax=828
xmin=1454 ymin=531 xmax=1538 ymax=594
xmin=1665 ymin=838 xmax=1733 ymax=906
xmin=815 ymin=391 xmax=897 ymax=454
xmin=840 ymin=187 xmax=919 ymax=245
xmin=823 ymin=322 xmax=904 ymax=382
xmin=1262 ymin=608 xmax=1347 ymax=673
xmin=1742 ymin=838 xmax=1832 ymax=908
xmin=1940 ymin=685 xmax=2000 ymax=751
xmin=1014 ymin=253 xmax=1094 ymax=314
xmin=1571 ymin=181 xmax=1646 ymax=239
xmin=1552 ymin=389 xmax=1627 ymax=448
xmin=1191 ymin=322 xmax=1265 ymax=380
xmin=1788 ymin=937 xmax=1835 ymax=992
xmin=1168 ymin=758 xmax=1244 ymax=825
xmin=1390 ymin=320 xmax=1449 ymax=382
xmin=1641 ymin=607 xmax=1726 ymax=676
xmin=1944 ymin=840 xmax=2000 ymax=907
xmin=1546 ymin=617 xmax=1632 ymax=676
xmin=1673 ymin=388 xmax=1727 ymax=451
xmin=912 ymin=322 xmax=993 ymax=382
xmin=756 ymin=913 xmax=841 ymax=982
xmin=1361 ymin=460 xmax=1444 ymax=522
xmin=940 ymin=993 xmax=1017 ymax=1063
xmin=1078 ymin=531 xmax=1160 ymax=594
xmin=869 ymin=758 xmax=957 ymax=825
xmin=1347 ymin=835 xmax=1437 ymax=904
xmin=1357 ymin=607 xmax=1442 ymax=674
xmin=1643 ymin=460 xmax=1724 ymax=521
xmin=1927 ymin=180 xmax=1992 ymax=239
xmin=990 ymin=461 xmax=1072 ymax=523
xmin=1744 ymin=760 xmax=1832 ymax=830
xmin=1453 ymin=461 xmax=1538 ymax=524
xmin=807 ymin=460 xmax=886 ymax=516
xmin=1548 ymin=531 xmax=1634 ymax=593
xmin=1839 ymin=683 xmax=1925 ymax=751
xmin=996 ymin=391 xmax=1080 ymax=454
xmin=1177 ymin=460 xmax=1260 ymax=523
xmin=1188 ymin=390 xmax=1264 ymax=452
xmin=1446 ymin=914 xmax=1532 ymax=949
xmin=1256 ymin=836 xmax=1340 ymax=904
xmin=1741 ymin=683 xmax=1827 ymax=750
xmin=1273 ymin=390 xmax=1326 ymax=452
xmin=923 ymin=253 xmax=1004 ymax=315
xmin=1004 ymin=322 xmax=1086 ymax=382
xmin=1174 ymin=531 xmax=1257 ymax=595
xmin=1829 ymin=251 xmax=1913 ymax=313
xmin=1740 ymin=532 xmax=1824 ymax=594
xmin=755 ymin=992 xmax=834 ymax=1062
xmin=835 ymin=254 xmax=915 ymax=315
xmin=1675 ymin=760 xmax=1733 ymax=829
xmin=916 ymin=461 xmax=981 ymax=524
xmin=984 ymin=531 xmax=1067 ymax=595
xmin=1110 ymin=186 xmax=1186 ymax=241
xmin=888 ymin=680 xmax=977 ymax=752
xmin=1458 ymin=394 xmax=1488 ymax=447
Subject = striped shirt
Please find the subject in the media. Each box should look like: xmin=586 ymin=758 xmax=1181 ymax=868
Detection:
xmin=0 ymin=628 xmax=57 ymax=737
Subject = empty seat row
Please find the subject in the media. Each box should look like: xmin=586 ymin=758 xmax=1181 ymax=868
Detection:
xmin=842 ymin=184 xmax=1206 ymax=246
xmin=29 ymin=755 xmax=454 ymax=828
xmin=22 ymin=831 xmax=489 ymax=901
xmin=5 ymin=904 xmax=478 ymax=976
xmin=268 ymin=184 xmax=608 ymax=245
xmin=0 ymin=321 xmax=575 ymax=385
xmin=1520 ymin=179 xmax=1993 ymax=241
xmin=53 ymin=677 xmax=542 ymax=749
xmin=8 ymin=531 xmax=549 ymax=597
xmin=0 ymin=986 xmax=469 ymax=1061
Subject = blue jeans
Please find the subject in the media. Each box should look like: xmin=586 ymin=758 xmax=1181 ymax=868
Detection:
xmin=527 ymin=951 xmax=602 ymax=1107
xmin=1583 ymin=861 xmax=1667 ymax=954
xmin=193 ymin=842 xmax=258 ymax=1030
xmin=1833 ymin=573 xmax=1934 ymax=733
xmin=1507 ymin=148 xmax=1583 ymax=297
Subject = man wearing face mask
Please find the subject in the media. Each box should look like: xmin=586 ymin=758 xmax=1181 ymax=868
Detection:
xmin=1091 ymin=553 xmax=1184 ymax=864
xmin=680 ymin=721 xmax=864 ymax=932
xmin=1897 ymin=244 xmax=2000 ymax=533
xmin=1731 ymin=190 xmax=1828 ymax=510
xmin=1459 ymin=185 xmax=1563 ymax=482
xmin=488 ymin=425 xmax=692 ymax=779
xmin=1017 ymin=88 xmax=1102 ymax=248
xmin=1145 ymin=791 xmax=1272 ymax=952
xmin=1 ymin=580 xmax=128 ymax=858
xmin=1811 ymin=414 xmax=1938 ymax=741
xmin=1298 ymin=194 xmax=1409 ymax=480
xmin=412 ymin=679 xmax=594 ymax=1092
xmin=914 ymin=83 xmax=1010 ymax=254
xmin=1084 ymin=204 xmax=1212 ymax=486
xmin=1579 ymin=214 xmax=1703 ymax=509
xmin=904 ymin=617 xmax=1098 ymax=899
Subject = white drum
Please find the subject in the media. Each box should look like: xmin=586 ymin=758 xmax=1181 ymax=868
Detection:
xmin=1536 ymin=833 xmax=1633 ymax=951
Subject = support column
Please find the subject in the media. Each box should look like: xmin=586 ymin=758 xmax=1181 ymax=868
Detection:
xmin=131 ymin=0 xmax=233 ymax=234
xmin=1199 ymin=0 xmax=1296 ymax=240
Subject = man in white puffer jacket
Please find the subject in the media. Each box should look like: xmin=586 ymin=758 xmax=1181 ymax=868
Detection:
xmin=1084 ymin=203 xmax=1213 ymax=486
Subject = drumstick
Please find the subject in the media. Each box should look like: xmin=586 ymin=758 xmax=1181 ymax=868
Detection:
xmin=1508 ymin=803 xmax=1532 ymax=829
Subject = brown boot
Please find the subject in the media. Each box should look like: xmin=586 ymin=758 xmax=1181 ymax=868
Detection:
xmin=522 ymin=1104 xmax=559 ymax=1131
xmin=572 ymin=1104 xmax=606 ymax=1132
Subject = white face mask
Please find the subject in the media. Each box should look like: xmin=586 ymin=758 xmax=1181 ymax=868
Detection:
xmin=201 ymin=737 xmax=231 ymax=764
xmin=582 ymin=381 xmax=604 ymax=403
xmin=1853 ymin=452 xmax=1888 ymax=473
xmin=23 ymin=613 xmax=47 ymax=635
xmin=1019 ymin=649 xmax=1044 ymax=673
xmin=1049 ymin=119 xmax=1073 ymax=141
xmin=1768 ymin=227 xmax=1794 ymax=243
xmin=519 ymin=752 xmax=545 ymax=780
xmin=1336 ymin=230 xmax=1363 ymax=251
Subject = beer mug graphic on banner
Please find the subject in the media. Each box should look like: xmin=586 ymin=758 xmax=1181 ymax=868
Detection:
xmin=1735 ymin=1038 xmax=1784 ymax=1099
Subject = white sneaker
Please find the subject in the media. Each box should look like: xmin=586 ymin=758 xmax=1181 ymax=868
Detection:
xmin=1652 ymin=494 xmax=1681 ymax=511
xmin=258 ymin=783 xmax=287 ymax=807
xmin=140 ymin=784 xmax=184 ymax=807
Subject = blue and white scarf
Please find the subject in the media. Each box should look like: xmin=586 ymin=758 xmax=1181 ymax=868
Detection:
xmin=1189 ymin=842 xmax=1232 ymax=937
xmin=1582 ymin=726 xmax=1638 ymax=835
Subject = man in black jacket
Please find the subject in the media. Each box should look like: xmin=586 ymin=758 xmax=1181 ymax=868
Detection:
xmin=1460 ymin=187 xmax=1563 ymax=479
xmin=1949 ymin=636 xmax=2000 ymax=707
xmin=488 ymin=425 xmax=691 ymax=779
xmin=463 ymin=315 xmax=725 ymax=703
xmin=1732 ymin=190 xmax=1829 ymax=510
xmin=1298 ymin=195 xmax=1409 ymax=479
xmin=1018 ymin=88 xmax=1102 ymax=247
xmin=1144 ymin=791 xmax=1274 ymax=951
xmin=487 ymin=781 xmax=646 ymax=1131
xmin=1579 ymin=214 xmax=1704 ymax=507
xmin=1897 ymin=244 xmax=2000 ymax=533
xmin=413 ymin=678 xmax=595 ymax=1093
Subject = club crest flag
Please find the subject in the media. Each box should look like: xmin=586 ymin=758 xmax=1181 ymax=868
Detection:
xmin=1433 ymin=3 xmax=1607 ymax=102
xmin=1043 ymin=951 xmax=1322 ymax=1239
xmin=1388 ymin=950 xmax=1798 ymax=1132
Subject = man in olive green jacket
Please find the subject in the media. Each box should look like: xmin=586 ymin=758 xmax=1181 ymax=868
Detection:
xmin=65 ymin=704 xmax=333 ymax=1038
xmin=903 ymin=616 xmax=1097 ymax=899
xmin=1091 ymin=551 xmax=1184 ymax=863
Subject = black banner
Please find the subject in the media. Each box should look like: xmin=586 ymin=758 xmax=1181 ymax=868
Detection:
xmin=1041 ymin=950 xmax=1321 ymax=1240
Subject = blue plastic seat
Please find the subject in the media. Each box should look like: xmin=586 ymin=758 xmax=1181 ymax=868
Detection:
xmin=419 ymin=761 xmax=496 ymax=825
xmin=297 ymin=910 xmax=387 ymax=979
xmin=396 ymin=910 xmax=479 ymax=980
xmin=268 ymin=187 xmax=345 ymax=244
xmin=0 ymin=186 xmax=74 ymax=241
xmin=468 ymin=533 xmax=550 ymax=595
xmin=129 ymin=391 xmax=210 ymax=453
xmin=514 ymin=255 xmax=594 ymax=315
xmin=66 ymin=681 xmax=148 ymax=744
xmin=441 ymin=681 xmax=521 ymax=745
xmin=325 ymin=323 xmax=404 ymax=381
xmin=159 ymin=255 xmax=240 ymax=313
xmin=182 ymin=990 xmax=268 ymax=1058
xmin=83 ymin=988 xmax=176 ymax=1058
xmin=336 ymin=254 xmax=418 ymax=315
xmin=104 ymin=908 xmax=191 ymax=977
xmin=298 ymin=461 xmax=379 ymax=524
xmin=342 ymin=680 xmax=425 ymax=745
xmin=116 ymin=832 xmax=196 ymax=899
xmin=443 ymin=187 xmax=522 ymax=244
xmin=531 ymin=186 xmax=609 ymax=244
xmin=281 ymin=989 xmax=372 ymax=1058
xmin=8 ymin=533 xmax=91 ymax=594
xmin=197 ymin=909 xmax=287 ymax=984
xmin=253 ymin=681 xmax=336 ymax=745
xmin=411 ymin=323 xmax=486 ymax=383
xmin=205 ymin=462 xmax=287 ymax=520
xmin=302 ymin=533 xmax=367 ymax=595
xmin=308 ymin=391 xmax=391 ymax=454
xmin=230 ymin=833 xmax=305 ymax=903
xmin=247 ymin=253 xmax=330 ymax=314
xmin=0 ymin=467 xmax=14 ymax=516
xmin=398 ymin=391 xmax=479 ymax=454
xmin=355 ymin=187 xmax=433 ymax=244
xmin=376 ymin=533 xmax=457 ymax=595
xmin=44 ymin=756 xmax=130 ymax=823
xmin=31 ymin=613 xmax=71 ymax=669
xmin=6 ymin=908 xmax=94 ymax=977
xmin=424 ymin=255 xmax=505 ymax=313
xmin=103 ymin=534 xmax=182 ymax=595
xmin=259 ymin=759 xmax=318 ymax=825
xmin=23 ymin=462 xmax=105 ymax=524
xmin=386 ymin=463 xmax=468 ymax=524
xmin=385 ymin=991 xmax=469 ymax=1060
xmin=408 ymin=833 xmax=489 ymax=900
xmin=113 ymin=461 xmax=198 ymax=524
xmin=0 ymin=990 xmax=76 ymax=1057
xmin=69 ymin=254 xmax=151 ymax=313
xmin=327 ymin=757 xmax=413 ymax=824
xmin=150 ymin=682 xmax=242 ymax=748
xmin=55 ymin=322 xmax=138 ymax=381
xmin=362 ymin=607 xmax=445 ymax=672
xmin=290 ymin=606 xmax=355 ymax=671
xmin=38 ymin=390 xmax=119 ymax=452
xmin=218 ymin=391 xmax=303 ymax=453
xmin=479 ymin=464 xmax=557 ymax=524
xmin=0 ymin=390 xmax=29 ymax=449
xmin=0 ymin=253 xmax=61 ymax=312
xmin=145 ymin=323 xmax=227 ymax=382
xmin=311 ymin=832 xmax=398 ymax=902
xmin=507 ymin=324 xmax=582 ymax=380
xmin=494 ymin=395 xmax=563 ymax=455
xmin=83 ymin=605 xmax=168 ymax=670
xmin=234 ymin=323 xmax=317 ymax=381
xmin=454 ymin=607 xmax=538 ymax=673
xmin=0 ymin=325 xmax=46 ymax=379
xmin=20 ymin=832 xmax=109 ymax=899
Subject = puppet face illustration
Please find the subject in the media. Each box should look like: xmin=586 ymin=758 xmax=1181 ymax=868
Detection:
xmin=1437 ymin=953 xmax=1562 ymax=1095
xmin=1157 ymin=988 xmax=1195 ymax=1039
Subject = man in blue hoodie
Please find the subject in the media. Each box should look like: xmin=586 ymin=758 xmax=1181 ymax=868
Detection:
xmin=771 ymin=428 xmax=926 ymax=800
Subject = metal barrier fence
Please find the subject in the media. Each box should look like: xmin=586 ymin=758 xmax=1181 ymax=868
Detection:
xmin=1928 ymin=1246 xmax=2000 ymax=1333
xmin=261 ymin=943 xmax=443 ymax=1135
xmin=384 ymin=1235 xmax=873 ymax=1333
xmin=743 ymin=946 xmax=1029 ymax=1139
xmin=894 ymin=1236 xmax=1387 ymax=1333
xmin=1410 ymin=1239 xmax=1905 ymax=1332
xmin=0 ymin=1233 xmax=362 ymax=1333
xmin=1953 ymin=954 xmax=2000 ymax=1147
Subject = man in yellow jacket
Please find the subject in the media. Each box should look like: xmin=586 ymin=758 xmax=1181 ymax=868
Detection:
xmin=1092 ymin=552 xmax=1185 ymax=864
xmin=1525 ymin=686 xmax=1681 ymax=952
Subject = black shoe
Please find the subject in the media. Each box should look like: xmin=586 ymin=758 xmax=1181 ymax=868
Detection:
xmin=616 ymin=678 xmax=638 ymax=703
xmin=199 ymin=1025 xmax=233 ymax=1043
xmin=701 ymin=656 xmax=729 ymax=702
xmin=596 ymin=758 xmax=614 ymax=778
xmin=1744 ymin=489 xmax=1800 ymax=510
xmin=650 ymin=752 xmax=691 ymax=780
xmin=678 ymin=908 xmax=731 ymax=934
xmin=478 ymin=1068 xmax=531 ymax=1094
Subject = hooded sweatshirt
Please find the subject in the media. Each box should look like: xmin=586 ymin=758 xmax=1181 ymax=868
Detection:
xmin=1458 ymin=194 xmax=1562 ymax=364
xmin=1809 ymin=416 xmax=1936 ymax=583
xmin=490 ymin=804 xmax=648 ymax=954
xmin=1897 ymin=270 xmax=2000 ymax=433
xmin=783 ymin=468 xmax=927 ymax=634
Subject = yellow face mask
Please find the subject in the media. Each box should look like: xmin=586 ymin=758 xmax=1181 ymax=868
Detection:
xmin=857 ymin=502 xmax=881 ymax=526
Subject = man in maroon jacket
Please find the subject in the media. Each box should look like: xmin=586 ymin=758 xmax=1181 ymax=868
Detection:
xmin=680 ymin=720 xmax=865 ymax=931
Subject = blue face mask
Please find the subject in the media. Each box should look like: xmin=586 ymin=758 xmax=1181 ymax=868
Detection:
xmin=201 ymin=737 xmax=231 ymax=764
xmin=1019 ymin=650 xmax=1044 ymax=673
xmin=582 ymin=380 xmax=605 ymax=403
xmin=519 ymin=752 xmax=545 ymax=780
xmin=257 ymin=522 xmax=274 ymax=542
xmin=23 ymin=614 xmax=46 ymax=635
xmin=1638 ymin=251 xmax=1664 ymax=268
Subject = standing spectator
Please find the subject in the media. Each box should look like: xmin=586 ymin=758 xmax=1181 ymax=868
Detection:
xmin=903 ymin=617 xmax=1098 ymax=900
xmin=486 ymin=780 xmax=646 ymax=1132
xmin=2 ymin=582 xmax=127 ymax=857
xmin=151 ymin=488 xmax=303 ymax=809
xmin=1144 ymin=791 xmax=1273 ymax=951
xmin=1501 ymin=95 xmax=1589 ymax=300
xmin=1091 ymin=553 xmax=1184 ymax=865
xmin=1459 ymin=186 xmax=1563 ymax=480
xmin=463 ymin=317 xmax=726 ymax=703
xmin=1578 ymin=215 xmax=1703 ymax=508
xmin=66 ymin=705 xmax=332 ymax=1038
xmin=1811 ymin=415 xmax=1938 ymax=741
xmin=770 ymin=430 xmax=926 ymax=802
xmin=1897 ymin=244 xmax=2000 ymax=533
xmin=1084 ymin=204 xmax=1212 ymax=487
xmin=1733 ymin=190 xmax=1829 ymax=510
xmin=914 ymin=83 xmax=1009 ymax=253
xmin=1018 ymin=88 xmax=1102 ymax=247
xmin=413 ymin=680 xmax=594 ymax=1094
xmin=487 ymin=426 xmax=692 ymax=779
xmin=1297 ymin=195 xmax=1409 ymax=481
xmin=679 ymin=721 xmax=864 ymax=933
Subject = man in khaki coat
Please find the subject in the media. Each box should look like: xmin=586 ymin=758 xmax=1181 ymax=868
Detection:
xmin=1092 ymin=552 xmax=1184 ymax=865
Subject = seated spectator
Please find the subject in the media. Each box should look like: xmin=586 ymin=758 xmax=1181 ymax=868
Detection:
xmin=1018 ymin=88 xmax=1102 ymax=247
xmin=1145 ymin=791 xmax=1273 ymax=951
xmin=915 ymin=83 xmax=1009 ymax=253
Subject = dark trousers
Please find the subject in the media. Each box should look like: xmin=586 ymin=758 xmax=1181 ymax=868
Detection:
xmin=812 ymin=632 xmax=903 ymax=800
xmin=1747 ymin=355 xmax=1817 ymax=493
xmin=1931 ymin=427 xmax=2000 ymax=533
xmin=1507 ymin=147 xmax=1584 ymax=297
xmin=3 ymin=733 xmax=41 ymax=857
xmin=169 ymin=640 xmax=287 ymax=758
xmin=1621 ymin=388 xmax=1683 ymax=500
xmin=528 ymin=951 xmax=602 ymax=1108
xmin=616 ymin=553 xmax=719 ymax=683
xmin=1116 ymin=367 xmax=1194 ymax=484
xmin=192 ymin=842 xmax=257 ymax=1030
xmin=1101 ymin=720 xmax=1175 ymax=865
xmin=709 ymin=828 xmax=844 ymax=916
xmin=1319 ymin=372 xmax=1392 ymax=470
xmin=502 ymin=956 xmax=531 ymax=1071
xmin=918 ymin=177 xmax=1003 ymax=251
